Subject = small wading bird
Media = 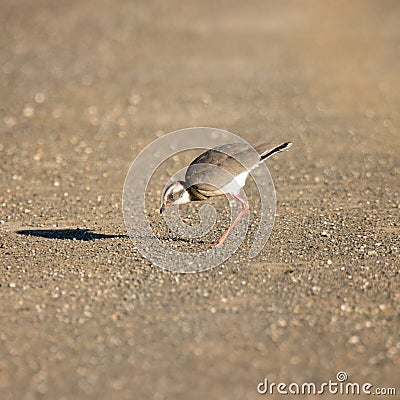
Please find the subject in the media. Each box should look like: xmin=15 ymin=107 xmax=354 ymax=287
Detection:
xmin=160 ymin=142 xmax=292 ymax=246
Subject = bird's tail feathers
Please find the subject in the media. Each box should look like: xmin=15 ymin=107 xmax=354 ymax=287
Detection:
xmin=260 ymin=142 xmax=292 ymax=160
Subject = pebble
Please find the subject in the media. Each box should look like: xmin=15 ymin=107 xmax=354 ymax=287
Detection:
xmin=34 ymin=93 xmax=46 ymax=103
xmin=349 ymin=335 xmax=360 ymax=344
xmin=23 ymin=105 xmax=34 ymax=117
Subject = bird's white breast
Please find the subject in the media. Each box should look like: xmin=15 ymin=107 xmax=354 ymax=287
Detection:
xmin=221 ymin=170 xmax=249 ymax=194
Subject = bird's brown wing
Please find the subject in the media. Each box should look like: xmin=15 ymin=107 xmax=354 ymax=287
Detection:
xmin=185 ymin=143 xmax=255 ymax=196
xmin=185 ymin=143 xmax=289 ymax=197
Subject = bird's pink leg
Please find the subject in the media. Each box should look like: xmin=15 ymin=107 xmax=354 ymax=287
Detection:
xmin=213 ymin=193 xmax=249 ymax=247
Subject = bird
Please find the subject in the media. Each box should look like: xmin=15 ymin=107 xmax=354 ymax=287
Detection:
xmin=160 ymin=141 xmax=292 ymax=247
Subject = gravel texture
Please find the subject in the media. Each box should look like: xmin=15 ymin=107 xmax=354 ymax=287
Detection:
xmin=1 ymin=1 xmax=399 ymax=399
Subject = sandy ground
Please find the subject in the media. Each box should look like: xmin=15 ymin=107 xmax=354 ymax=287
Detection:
xmin=1 ymin=0 xmax=399 ymax=399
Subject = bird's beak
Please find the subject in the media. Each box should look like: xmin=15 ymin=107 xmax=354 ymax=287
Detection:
xmin=160 ymin=203 xmax=169 ymax=214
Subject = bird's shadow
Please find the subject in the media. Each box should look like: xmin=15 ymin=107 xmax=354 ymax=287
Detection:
xmin=16 ymin=228 xmax=128 ymax=241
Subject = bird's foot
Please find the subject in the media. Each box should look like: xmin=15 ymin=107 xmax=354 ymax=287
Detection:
xmin=206 ymin=240 xmax=224 ymax=248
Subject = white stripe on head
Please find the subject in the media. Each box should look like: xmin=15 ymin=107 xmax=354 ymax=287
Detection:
xmin=173 ymin=184 xmax=184 ymax=194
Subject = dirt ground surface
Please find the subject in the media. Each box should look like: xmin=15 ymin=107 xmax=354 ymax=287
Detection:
xmin=1 ymin=0 xmax=399 ymax=399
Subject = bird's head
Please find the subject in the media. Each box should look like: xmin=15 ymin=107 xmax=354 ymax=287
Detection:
xmin=160 ymin=180 xmax=190 ymax=213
